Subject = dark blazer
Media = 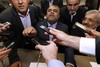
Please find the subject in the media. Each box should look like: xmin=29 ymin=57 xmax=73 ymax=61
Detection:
xmin=40 ymin=0 xmax=63 ymax=16
xmin=0 ymin=6 xmax=39 ymax=65
xmin=96 ymin=37 xmax=100 ymax=64
xmin=60 ymin=6 xmax=87 ymax=33
xmin=36 ymin=20 xmax=76 ymax=66
xmin=0 ymin=4 xmax=5 ymax=13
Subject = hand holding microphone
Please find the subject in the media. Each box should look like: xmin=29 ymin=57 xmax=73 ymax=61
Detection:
xmin=0 ymin=22 xmax=11 ymax=33
xmin=0 ymin=22 xmax=11 ymax=41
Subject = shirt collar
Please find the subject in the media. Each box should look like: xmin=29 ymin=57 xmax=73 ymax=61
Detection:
xmin=18 ymin=9 xmax=30 ymax=18
xmin=47 ymin=22 xmax=57 ymax=28
xmin=69 ymin=12 xmax=77 ymax=16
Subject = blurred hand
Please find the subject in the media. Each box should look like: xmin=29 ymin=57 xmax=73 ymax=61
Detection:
xmin=10 ymin=61 xmax=22 ymax=67
xmin=49 ymin=28 xmax=69 ymax=45
xmin=66 ymin=64 xmax=73 ymax=67
xmin=0 ymin=23 xmax=6 ymax=32
xmin=22 ymin=26 xmax=37 ymax=37
xmin=85 ymin=29 xmax=100 ymax=38
xmin=0 ymin=47 xmax=11 ymax=60
xmin=35 ymin=41 xmax=58 ymax=63
xmin=0 ymin=22 xmax=10 ymax=32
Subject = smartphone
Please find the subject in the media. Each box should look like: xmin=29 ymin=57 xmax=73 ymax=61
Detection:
xmin=31 ymin=38 xmax=49 ymax=45
xmin=74 ymin=22 xmax=91 ymax=34
xmin=6 ymin=42 xmax=15 ymax=49
xmin=40 ymin=25 xmax=51 ymax=34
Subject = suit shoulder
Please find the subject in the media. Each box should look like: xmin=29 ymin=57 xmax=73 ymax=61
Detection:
xmin=58 ymin=21 xmax=68 ymax=27
xmin=37 ymin=20 xmax=46 ymax=25
xmin=0 ymin=7 xmax=13 ymax=22
xmin=0 ymin=7 xmax=12 ymax=16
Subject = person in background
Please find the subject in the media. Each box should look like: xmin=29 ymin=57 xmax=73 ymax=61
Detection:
xmin=0 ymin=0 xmax=40 ymax=67
xmin=60 ymin=0 xmax=87 ymax=33
xmin=40 ymin=0 xmax=63 ymax=17
xmin=36 ymin=5 xmax=76 ymax=67
xmin=71 ymin=10 xmax=100 ymax=55
xmin=29 ymin=0 xmax=43 ymax=21
xmin=71 ymin=10 xmax=100 ymax=37
xmin=80 ymin=0 xmax=94 ymax=10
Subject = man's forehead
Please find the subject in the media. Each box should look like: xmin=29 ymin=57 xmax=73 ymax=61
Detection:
xmin=67 ymin=0 xmax=80 ymax=4
xmin=48 ymin=6 xmax=59 ymax=10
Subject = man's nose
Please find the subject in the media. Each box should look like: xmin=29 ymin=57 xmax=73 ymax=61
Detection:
xmin=71 ymin=6 xmax=74 ymax=9
xmin=18 ymin=0 xmax=23 ymax=4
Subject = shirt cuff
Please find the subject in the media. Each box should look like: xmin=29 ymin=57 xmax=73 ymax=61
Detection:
xmin=66 ymin=63 xmax=74 ymax=67
xmin=48 ymin=59 xmax=65 ymax=67
xmin=80 ymin=37 xmax=95 ymax=56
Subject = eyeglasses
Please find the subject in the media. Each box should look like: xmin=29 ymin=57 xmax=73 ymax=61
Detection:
xmin=83 ymin=17 xmax=97 ymax=22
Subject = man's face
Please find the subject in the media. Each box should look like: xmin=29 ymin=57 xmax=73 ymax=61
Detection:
xmin=46 ymin=6 xmax=60 ymax=23
xmin=11 ymin=0 xmax=30 ymax=15
xmin=67 ymin=0 xmax=80 ymax=13
xmin=82 ymin=14 xmax=98 ymax=29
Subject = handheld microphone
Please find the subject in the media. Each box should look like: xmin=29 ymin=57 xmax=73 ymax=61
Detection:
xmin=40 ymin=25 xmax=51 ymax=34
xmin=74 ymin=22 xmax=91 ymax=34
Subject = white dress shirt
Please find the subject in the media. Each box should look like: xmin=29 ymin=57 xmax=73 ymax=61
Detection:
xmin=19 ymin=9 xmax=31 ymax=29
xmin=80 ymin=37 xmax=95 ymax=56
xmin=48 ymin=59 xmax=65 ymax=67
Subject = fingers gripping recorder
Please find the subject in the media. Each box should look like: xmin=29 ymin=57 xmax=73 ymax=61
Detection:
xmin=3 ymin=22 xmax=11 ymax=28
xmin=6 ymin=42 xmax=15 ymax=49
xmin=40 ymin=25 xmax=51 ymax=34
xmin=31 ymin=37 xmax=49 ymax=67
xmin=0 ymin=22 xmax=11 ymax=36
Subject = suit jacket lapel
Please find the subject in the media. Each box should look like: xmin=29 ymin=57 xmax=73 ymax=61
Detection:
xmin=12 ymin=7 xmax=24 ymax=31
xmin=56 ymin=21 xmax=61 ymax=30
xmin=43 ymin=20 xmax=49 ymax=40
xmin=29 ymin=6 xmax=36 ymax=27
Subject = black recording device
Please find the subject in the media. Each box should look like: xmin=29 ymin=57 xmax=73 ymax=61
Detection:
xmin=40 ymin=25 xmax=51 ymax=34
xmin=31 ymin=38 xmax=49 ymax=45
xmin=6 ymin=42 xmax=15 ymax=49
xmin=74 ymin=22 xmax=91 ymax=34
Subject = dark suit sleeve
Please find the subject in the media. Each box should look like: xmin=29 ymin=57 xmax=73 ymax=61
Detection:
xmin=8 ymin=45 xmax=20 ymax=65
xmin=64 ymin=47 xmax=76 ymax=67
xmin=96 ymin=37 xmax=100 ymax=64
xmin=3 ymin=30 xmax=20 ymax=65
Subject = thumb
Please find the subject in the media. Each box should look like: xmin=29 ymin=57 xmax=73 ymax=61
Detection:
xmin=35 ymin=45 xmax=43 ymax=50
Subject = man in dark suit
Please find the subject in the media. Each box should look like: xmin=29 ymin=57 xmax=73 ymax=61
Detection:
xmin=40 ymin=0 xmax=63 ymax=17
xmin=36 ymin=5 xmax=76 ymax=67
xmin=60 ymin=0 xmax=87 ymax=33
xmin=0 ymin=4 xmax=5 ymax=13
xmin=0 ymin=0 xmax=40 ymax=67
